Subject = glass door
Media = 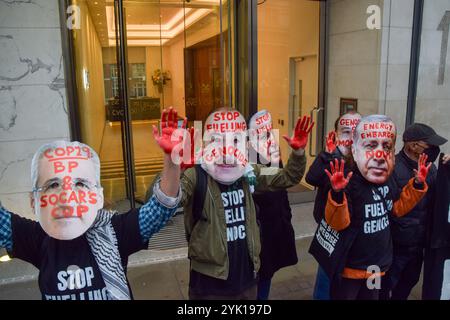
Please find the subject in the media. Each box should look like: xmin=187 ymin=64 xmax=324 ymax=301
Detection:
xmin=120 ymin=0 xmax=235 ymax=202
xmin=70 ymin=0 xmax=135 ymax=210
xmin=119 ymin=0 xmax=163 ymax=204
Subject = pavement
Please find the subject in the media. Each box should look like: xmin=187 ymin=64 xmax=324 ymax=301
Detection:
xmin=0 ymin=202 xmax=423 ymax=300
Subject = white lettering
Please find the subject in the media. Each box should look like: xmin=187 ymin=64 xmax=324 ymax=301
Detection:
xmin=366 ymin=265 xmax=382 ymax=289
xmin=57 ymin=271 xmax=68 ymax=291
xmin=366 ymin=5 xmax=381 ymax=30
xmin=66 ymin=5 xmax=81 ymax=30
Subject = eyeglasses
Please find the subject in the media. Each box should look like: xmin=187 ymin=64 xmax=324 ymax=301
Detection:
xmin=33 ymin=178 xmax=100 ymax=194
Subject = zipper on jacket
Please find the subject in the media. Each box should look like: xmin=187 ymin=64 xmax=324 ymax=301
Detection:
xmin=210 ymin=185 xmax=229 ymax=278
xmin=252 ymin=227 xmax=257 ymax=279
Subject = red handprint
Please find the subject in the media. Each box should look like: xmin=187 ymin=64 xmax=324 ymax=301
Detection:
xmin=153 ymin=107 xmax=187 ymax=154
xmin=326 ymin=131 xmax=337 ymax=153
xmin=282 ymin=115 xmax=315 ymax=150
xmin=325 ymin=159 xmax=353 ymax=192
xmin=414 ymin=153 xmax=431 ymax=184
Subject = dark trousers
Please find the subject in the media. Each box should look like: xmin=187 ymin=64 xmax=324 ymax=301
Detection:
xmin=380 ymin=247 xmax=423 ymax=300
xmin=331 ymin=277 xmax=380 ymax=300
xmin=257 ymin=278 xmax=272 ymax=300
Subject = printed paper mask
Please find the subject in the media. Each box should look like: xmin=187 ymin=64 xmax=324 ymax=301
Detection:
xmin=352 ymin=116 xmax=396 ymax=184
xmin=202 ymin=110 xmax=248 ymax=185
xmin=249 ymin=110 xmax=280 ymax=164
xmin=33 ymin=143 xmax=104 ymax=240
xmin=336 ymin=113 xmax=361 ymax=156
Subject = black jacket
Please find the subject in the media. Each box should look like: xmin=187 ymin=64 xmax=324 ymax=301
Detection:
xmin=305 ymin=149 xmax=347 ymax=223
xmin=252 ymin=162 xmax=298 ymax=280
xmin=422 ymin=157 xmax=450 ymax=300
xmin=390 ymin=150 xmax=437 ymax=247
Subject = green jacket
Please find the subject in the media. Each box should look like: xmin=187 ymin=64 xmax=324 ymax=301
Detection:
xmin=181 ymin=151 xmax=307 ymax=280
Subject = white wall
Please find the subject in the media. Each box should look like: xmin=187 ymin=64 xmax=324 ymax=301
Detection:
xmin=415 ymin=0 xmax=450 ymax=153
xmin=378 ymin=0 xmax=414 ymax=152
xmin=327 ymin=0 xmax=449 ymax=154
xmin=326 ymin=0 xmax=383 ymax=133
xmin=0 ymin=0 xmax=69 ymax=219
xmin=326 ymin=0 xmax=414 ymax=153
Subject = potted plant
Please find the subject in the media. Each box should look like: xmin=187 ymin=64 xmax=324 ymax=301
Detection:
xmin=152 ymin=69 xmax=171 ymax=93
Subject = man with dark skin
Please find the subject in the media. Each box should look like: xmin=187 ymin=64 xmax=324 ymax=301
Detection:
xmin=381 ymin=123 xmax=449 ymax=300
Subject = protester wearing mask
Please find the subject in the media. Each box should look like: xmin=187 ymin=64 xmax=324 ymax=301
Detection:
xmin=0 ymin=109 xmax=186 ymax=300
xmin=323 ymin=115 xmax=431 ymax=300
xmin=305 ymin=111 xmax=361 ymax=300
xmin=180 ymin=107 xmax=313 ymax=300
xmin=248 ymin=110 xmax=298 ymax=300
xmin=381 ymin=123 xmax=449 ymax=300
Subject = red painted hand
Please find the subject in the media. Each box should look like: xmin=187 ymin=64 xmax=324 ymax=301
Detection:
xmin=325 ymin=159 xmax=353 ymax=192
xmin=326 ymin=131 xmax=337 ymax=153
xmin=414 ymin=153 xmax=431 ymax=184
xmin=282 ymin=115 xmax=315 ymax=150
xmin=153 ymin=107 xmax=187 ymax=154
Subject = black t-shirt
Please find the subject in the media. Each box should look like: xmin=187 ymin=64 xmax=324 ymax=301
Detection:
xmin=189 ymin=180 xmax=257 ymax=296
xmin=344 ymin=171 xmax=401 ymax=272
xmin=8 ymin=209 xmax=146 ymax=300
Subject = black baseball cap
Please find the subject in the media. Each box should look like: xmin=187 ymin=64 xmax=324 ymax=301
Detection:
xmin=403 ymin=123 xmax=447 ymax=146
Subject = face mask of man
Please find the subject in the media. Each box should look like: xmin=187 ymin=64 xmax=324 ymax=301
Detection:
xmin=352 ymin=116 xmax=396 ymax=184
xmin=249 ymin=110 xmax=280 ymax=165
xmin=202 ymin=110 xmax=248 ymax=185
xmin=32 ymin=142 xmax=104 ymax=240
xmin=336 ymin=113 xmax=361 ymax=156
xmin=423 ymin=145 xmax=441 ymax=163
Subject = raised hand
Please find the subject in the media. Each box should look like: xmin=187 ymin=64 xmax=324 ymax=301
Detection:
xmin=282 ymin=115 xmax=315 ymax=150
xmin=414 ymin=153 xmax=431 ymax=184
xmin=153 ymin=107 xmax=187 ymax=154
xmin=325 ymin=159 xmax=353 ymax=192
xmin=326 ymin=131 xmax=337 ymax=153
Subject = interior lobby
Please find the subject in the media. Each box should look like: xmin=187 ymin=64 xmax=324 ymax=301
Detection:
xmin=71 ymin=0 xmax=320 ymax=206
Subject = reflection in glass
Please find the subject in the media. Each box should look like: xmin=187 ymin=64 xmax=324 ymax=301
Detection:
xmin=72 ymin=0 xmax=235 ymax=207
